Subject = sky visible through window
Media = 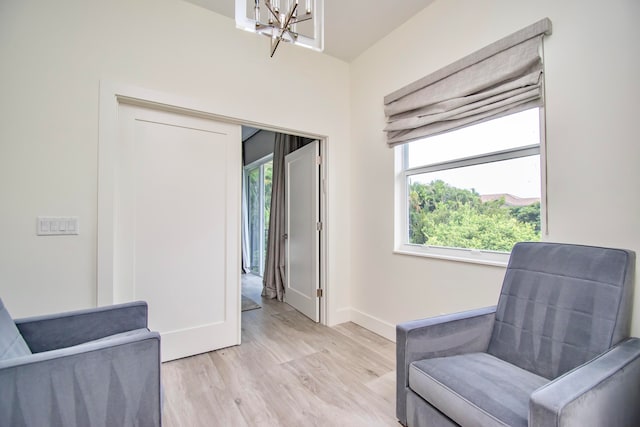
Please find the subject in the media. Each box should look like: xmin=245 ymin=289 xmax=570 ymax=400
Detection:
xmin=406 ymin=108 xmax=541 ymax=199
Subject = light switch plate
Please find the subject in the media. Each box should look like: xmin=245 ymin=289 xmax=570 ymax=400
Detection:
xmin=37 ymin=217 xmax=79 ymax=236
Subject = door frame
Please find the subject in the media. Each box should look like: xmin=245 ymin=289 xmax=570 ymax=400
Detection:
xmin=97 ymin=81 xmax=328 ymax=325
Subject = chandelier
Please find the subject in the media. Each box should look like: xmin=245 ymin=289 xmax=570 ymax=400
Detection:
xmin=236 ymin=0 xmax=324 ymax=57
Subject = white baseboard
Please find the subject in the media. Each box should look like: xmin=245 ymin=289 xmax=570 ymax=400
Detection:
xmin=348 ymin=308 xmax=396 ymax=342
xmin=329 ymin=307 xmax=352 ymax=326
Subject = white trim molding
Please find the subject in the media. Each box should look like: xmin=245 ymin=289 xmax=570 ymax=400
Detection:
xmin=349 ymin=308 xmax=397 ymax=342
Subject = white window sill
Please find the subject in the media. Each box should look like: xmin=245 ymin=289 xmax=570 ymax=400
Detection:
xmin=394 ymin=244 xmax=509 ymax=268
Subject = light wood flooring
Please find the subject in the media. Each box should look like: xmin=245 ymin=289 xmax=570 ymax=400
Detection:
xmin=161 ymin=274 xmax=399 ymax=426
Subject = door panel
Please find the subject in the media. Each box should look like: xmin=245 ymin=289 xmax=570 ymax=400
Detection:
xmin=285 ymin=140 xmax=320 ymax=322
xmin=111 ymin=104 xmax=241 ymax=361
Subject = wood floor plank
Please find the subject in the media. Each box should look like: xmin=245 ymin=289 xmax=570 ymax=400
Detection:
xmin=281 ymin=350 xmax=399 ymax=426
xmin=163 ymin=353 xmax=250 ymax=427
xmin=366 ymin=370 xmax=397 ymax=408
xmin=332 ymin=321 xmax=396 ymax=363
xmin=161 ymin=274 xmax=400 ymax=426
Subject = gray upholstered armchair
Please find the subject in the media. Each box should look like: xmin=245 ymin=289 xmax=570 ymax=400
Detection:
xmin=0 ymin=299 xmax=161 ymax=426
xmin=397 ymin=242 xmax=640 ymax=427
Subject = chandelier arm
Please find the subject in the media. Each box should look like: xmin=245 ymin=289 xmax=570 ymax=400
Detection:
xmin=286 ymin=29 xmax=300 ymax=39
xmin=270 ymin=34 xmax=282 ymax=57
xmin=263 ymin=1 xmax=282 ymax=26
xmin=281 ymin=2 xmax=299 ymax=30
xmin=291 ymin=14 xmax=313 ymax=24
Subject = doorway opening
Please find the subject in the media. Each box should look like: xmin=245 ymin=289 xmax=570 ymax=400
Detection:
xmin=240 ymin=126 xmax=324 ymax=323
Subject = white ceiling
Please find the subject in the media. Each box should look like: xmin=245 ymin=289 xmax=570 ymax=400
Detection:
xmin=183 ymin=0 xmax=435 ymax=62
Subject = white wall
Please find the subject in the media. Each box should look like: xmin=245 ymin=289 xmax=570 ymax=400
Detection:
xmin=0 ymin=0 xmax=352 ymax=323
xmin=2 ymin=0 xmax=639 ymax=342
xmin=349 ymin=0 xmax=640 ymax=340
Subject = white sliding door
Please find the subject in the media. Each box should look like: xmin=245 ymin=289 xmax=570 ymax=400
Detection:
xmin=99 ymin=101 xmax=241 ymax=362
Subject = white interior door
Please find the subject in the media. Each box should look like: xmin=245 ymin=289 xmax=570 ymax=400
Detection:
xmin=104 ymin=102 xmax=241 ymax=362
xmin=285 ymin=140 xmax=320 ymax=322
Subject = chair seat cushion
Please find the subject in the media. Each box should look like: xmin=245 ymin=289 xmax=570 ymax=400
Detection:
xmin=0 ymin=299 xmax=31 ymax=360
xmin=409 ymin=352 xmax=549 ymax=427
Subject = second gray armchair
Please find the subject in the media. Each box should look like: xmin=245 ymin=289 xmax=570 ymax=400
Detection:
xmin=397 ymin=242 xmax=640 ymax=427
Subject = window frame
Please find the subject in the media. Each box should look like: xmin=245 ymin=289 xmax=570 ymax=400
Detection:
xmin=244 ymin=153 xmax=273 ymax=276
xmin=394 ymin=108 xmax=547 ymax=267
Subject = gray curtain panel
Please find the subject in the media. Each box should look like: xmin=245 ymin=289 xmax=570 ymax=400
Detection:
xmin=262 ymin=133 xmax=304 ymax=300
xmin=384 ymin=18 xmax=552 ymax=147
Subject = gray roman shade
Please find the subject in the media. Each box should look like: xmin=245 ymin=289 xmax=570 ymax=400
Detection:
xmin=384 ymin=18 xmax=552 ymax=147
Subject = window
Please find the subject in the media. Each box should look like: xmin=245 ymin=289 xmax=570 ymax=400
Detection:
xmin=245 ymin=155 xmax=273 ymax=275
xmin=396 ymin=108 xmax=544 ymax=265
xmin=384 ymin=20 xmax=551 ymax=265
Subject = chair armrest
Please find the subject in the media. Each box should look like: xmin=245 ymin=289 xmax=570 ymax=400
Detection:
xmin=0 ymin=330 xmax=161 ymax=426
xmin=15 ymin=301 xmax=148 ymax=353
xmin=530 ymin=338 xmax=640 ymax=427
xmin=396 ymin=306 xmax=496 ymax=425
